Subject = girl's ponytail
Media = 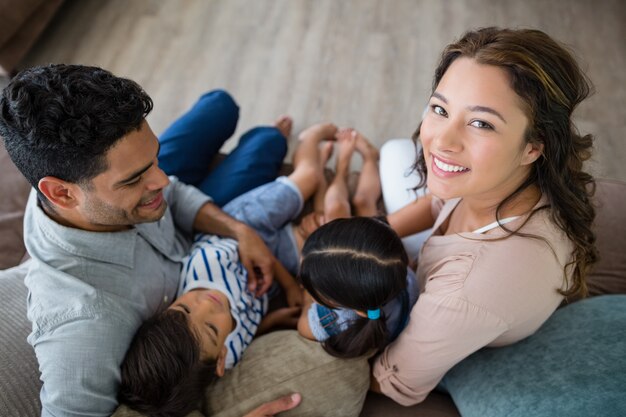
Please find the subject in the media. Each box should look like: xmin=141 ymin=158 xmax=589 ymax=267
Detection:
xmin=323 ymin=312 xmax=389 ymax=359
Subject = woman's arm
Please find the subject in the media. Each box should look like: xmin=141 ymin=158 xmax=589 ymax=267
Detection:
xmin=371 ymin=292 xmax=508 ymax=405
xmin=387 ymin=194 xmax=435 ymax=238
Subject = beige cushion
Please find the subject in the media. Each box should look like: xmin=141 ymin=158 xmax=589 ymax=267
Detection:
xmin=205 ymin=331 xmax=369 ymax=417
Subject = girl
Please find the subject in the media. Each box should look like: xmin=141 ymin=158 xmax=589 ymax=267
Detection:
xmin=297 ymin=216 xmax=419 ymax=359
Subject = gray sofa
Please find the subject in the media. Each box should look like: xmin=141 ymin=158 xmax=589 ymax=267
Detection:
xmin=1 ymin=138 xmax=625 ymax=416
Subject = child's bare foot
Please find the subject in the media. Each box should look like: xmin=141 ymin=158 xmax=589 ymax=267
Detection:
xmin=335 ymin=128 xmax=357 ymax=176
xmin=298 ymin=122 xmax=338 ymax=143
xmin=274 ymin=115 xmax=293 ymax=139
xmin=353 ymin=130 xmax=380 ymax=162
xmin=319 ymin=141 xmax=334 ymax=169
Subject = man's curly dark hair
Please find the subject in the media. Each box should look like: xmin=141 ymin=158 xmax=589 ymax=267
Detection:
xmin=0 ymin=64 xmax=153 ymax=201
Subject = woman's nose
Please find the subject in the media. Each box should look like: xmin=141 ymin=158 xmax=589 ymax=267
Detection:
xmin=433 ymin=122 xmax=463 ymax=153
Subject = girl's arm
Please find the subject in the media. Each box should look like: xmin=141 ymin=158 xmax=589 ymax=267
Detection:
xmin=296 ymin=291 xmax=317 ymax=340
xmin=273 ymin=259 xmax=303 ymax=307
xmin=387 ymin=194 xmax=435 ymax=238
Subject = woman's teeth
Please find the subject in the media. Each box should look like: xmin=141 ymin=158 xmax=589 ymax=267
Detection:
xmin=434 ymin=157 xmax=468 ymax=172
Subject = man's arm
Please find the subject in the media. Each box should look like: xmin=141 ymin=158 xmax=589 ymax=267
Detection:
xmin=193 ymin=201 xmax=275 ymax=295
xmin=34 ymin=315 xmax=135 ymax=417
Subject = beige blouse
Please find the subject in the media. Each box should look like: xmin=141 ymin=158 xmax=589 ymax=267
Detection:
xmin=372 ymin=197 xmax=573 ymax=406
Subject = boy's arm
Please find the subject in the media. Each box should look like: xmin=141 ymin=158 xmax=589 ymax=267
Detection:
xmin=34 ymin=315 xmax=135 ymax=417
xmin=296 ymin=291 xmax=317 ymax=341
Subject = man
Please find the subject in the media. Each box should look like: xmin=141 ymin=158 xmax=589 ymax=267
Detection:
xmin=0 ymin=64 xmax=298 ymax=417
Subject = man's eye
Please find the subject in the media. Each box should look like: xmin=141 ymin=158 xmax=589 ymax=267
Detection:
xmin=470 ymin=120 xmax=494 ymax=130
xmin=432 ymin=105 xmax=447 ymax=117
xmin=126 ymin=176 xmax=142 ymax=186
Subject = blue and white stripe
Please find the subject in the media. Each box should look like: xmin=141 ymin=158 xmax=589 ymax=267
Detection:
xmin=179 ymin=234 xmax=268 ymax=369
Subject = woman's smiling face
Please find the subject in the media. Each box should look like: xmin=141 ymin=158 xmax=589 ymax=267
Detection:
xmin=419 ymin=57 xmax=542 ymax=205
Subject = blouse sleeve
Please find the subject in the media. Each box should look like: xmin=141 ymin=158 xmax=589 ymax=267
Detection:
xmin=372 ymin=252 xmax=510 ymax=406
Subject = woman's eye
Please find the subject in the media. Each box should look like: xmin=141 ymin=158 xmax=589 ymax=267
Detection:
xmin=432 ymin=105 xmax=447 ymax=117
xmin=470 ymin=120 xmax=493 ymax=130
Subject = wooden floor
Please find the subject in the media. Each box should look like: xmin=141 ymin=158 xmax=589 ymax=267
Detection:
xmin=20 ymin=0 xmax=626 ymax=181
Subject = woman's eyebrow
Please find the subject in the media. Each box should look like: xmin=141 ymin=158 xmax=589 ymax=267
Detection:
xmin=432 ymin=91 xmax=507 ymax=123
xmin=467 ymin=105 xmax=507 ymax=124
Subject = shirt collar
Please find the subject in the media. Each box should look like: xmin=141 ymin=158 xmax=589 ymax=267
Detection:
xmin=28 ymin=191 xmax=138 ymax=268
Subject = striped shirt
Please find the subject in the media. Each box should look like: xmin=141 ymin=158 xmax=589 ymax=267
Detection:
xmin=179 ymin=233 xmax=268 ymax=369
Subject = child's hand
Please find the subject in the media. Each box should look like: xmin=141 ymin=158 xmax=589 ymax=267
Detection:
xmin=286 ymin=286 xmax=304 ymax=308
xmin=268 ymin=307 xmax=302 ymax=329
xmin=258 ymin=307 xmax=302 ymax=334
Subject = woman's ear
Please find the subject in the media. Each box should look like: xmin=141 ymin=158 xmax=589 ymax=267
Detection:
xmin=38 ymin=176 xmax=81 ymax=209
xmin=215 ymin=346 xmax=227 ymax=377
xmin=521 ymin=141 xmax=544 ymax=166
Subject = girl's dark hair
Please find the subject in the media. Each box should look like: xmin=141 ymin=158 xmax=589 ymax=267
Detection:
xmin=119 ymin=309 xmax=217 ymax=417
xmin=412 ymin=27 xmax=597 ymax=299
xmin=0 ymin=64 xmax=153 ymax=204
xmin=299 ymin=217 xmax=408 ymax=358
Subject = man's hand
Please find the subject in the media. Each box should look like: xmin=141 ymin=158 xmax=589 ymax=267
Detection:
xmin=235 ymin=224 xmax=275 ymax=296
xmin=243 ymin=393 xmax=301 ymax=417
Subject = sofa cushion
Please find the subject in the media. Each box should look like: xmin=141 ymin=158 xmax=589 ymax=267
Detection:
xmin=204 ymin=330 xmax=370 ymax=417
xmin=0 ymin=140 xmax=31 ymax=269
xmin=442 ymin=295 xmax=626 ymax=417
xmin=0 ymin=261 xmax=42 ymax=416
xmin=585 ymin=179 xmax=626 ymax=297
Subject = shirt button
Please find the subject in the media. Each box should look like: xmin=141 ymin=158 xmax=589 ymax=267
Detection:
xmin=163 ymin=295 xmax=169 ymax=303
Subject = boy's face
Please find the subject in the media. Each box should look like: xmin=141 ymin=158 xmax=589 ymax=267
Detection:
xmin=169 ymin=289 xmax=234 ymax=368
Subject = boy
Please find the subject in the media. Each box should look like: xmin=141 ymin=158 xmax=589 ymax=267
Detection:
xmin=118 ymin=124 xmax=381 ymax=416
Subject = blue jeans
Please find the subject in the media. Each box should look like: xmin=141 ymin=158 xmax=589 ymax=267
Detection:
xmin=157 ymin=90 xmax=287 ymax=206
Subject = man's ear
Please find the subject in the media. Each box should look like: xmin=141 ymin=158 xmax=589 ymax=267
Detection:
xmin=38 ymin=176 xmax=81 ymax=209
xmin=521 ymin=141 xmax=544 ymax=166
xmin=215 ymin=346 xmax=227 ymax=377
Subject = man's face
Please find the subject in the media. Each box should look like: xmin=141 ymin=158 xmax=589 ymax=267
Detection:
xmin=76 ymin=121 xmax=170 ymax=231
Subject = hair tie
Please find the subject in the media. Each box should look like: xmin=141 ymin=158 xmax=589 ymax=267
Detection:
xmin=367 ymin=309 xmax=381 ymax=320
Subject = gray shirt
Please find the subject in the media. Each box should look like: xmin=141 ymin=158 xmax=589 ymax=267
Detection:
xmin=23 ymin=176 xmax=211 ymax=417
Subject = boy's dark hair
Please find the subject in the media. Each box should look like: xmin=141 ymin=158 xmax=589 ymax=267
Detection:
xmin=119 ymin=309 xmax=218 ymax=417
xmin=0 ymin=64 xmax=153 ymax=204
xmin=299 ymin=217 xmax=409 ymax=358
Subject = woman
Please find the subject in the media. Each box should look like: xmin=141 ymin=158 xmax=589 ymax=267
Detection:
xmin=372 ymin=27 xmax=597 ymax=405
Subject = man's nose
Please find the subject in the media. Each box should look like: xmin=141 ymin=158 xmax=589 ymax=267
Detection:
xmin=145 ymin=164 xmax=170 ymax=190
